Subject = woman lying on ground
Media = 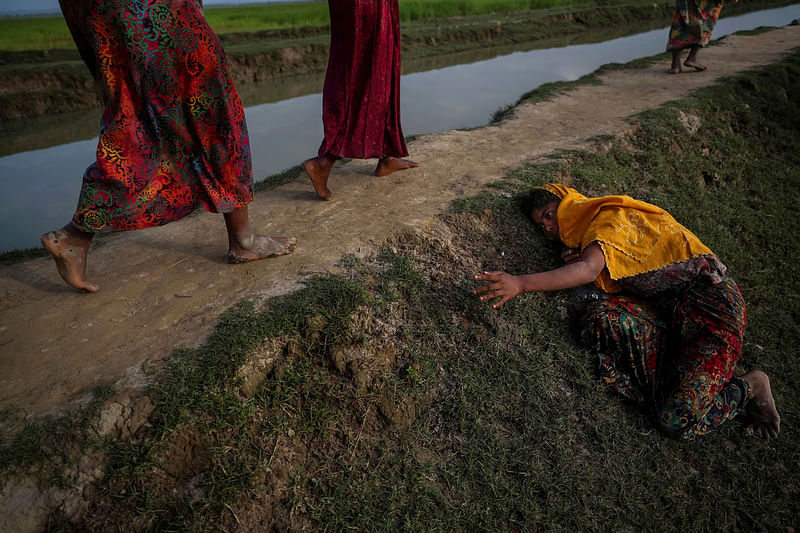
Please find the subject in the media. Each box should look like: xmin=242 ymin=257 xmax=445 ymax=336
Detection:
xmin=474 ymin=184 xmax=780 ymax=439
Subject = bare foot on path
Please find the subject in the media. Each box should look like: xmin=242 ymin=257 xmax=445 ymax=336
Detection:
xmin=668 ymin=65 xmax=682 ymax=74
xmin=303 ymin=156 xmax=335 ymax=200
xmin=40 ymin=227 xmax=98 ymax=293
xmin=684 ymin=60 xmax=708 ymax=71
xmin=228 ymin=235 xmax=297 ymax=264
xmin=742 ymin=369 xmax=781 ymax=439
xmin=374 ymin=156 xmax=420 ymax=177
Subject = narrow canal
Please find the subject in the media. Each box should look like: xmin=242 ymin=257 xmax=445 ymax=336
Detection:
xmin=1 ymin=4 xmax=798 ymax=252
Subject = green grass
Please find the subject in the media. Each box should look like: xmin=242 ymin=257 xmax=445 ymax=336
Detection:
xmin=0 ymin=385 xmax=113 ymax=484
xmin=0 ymin=0 xmax=788 ymax=53
xmin=253 ymin=163 xmax=306 ymax=192
xmin=0 ymin=16 xmax=74 ymax=51
xmin=0 ymin=246 xmax=48 ymax=264
xmin=1 ymin=0 xmax=789 ymax=125
xmin=398 ymin=0 xmax=591 ymax=20
xmin=309 ymin=50 xmax=800 ymax=530
xmin=86 ymin=275 xmax=371 ymax=529
xmin=149 ymin=0 xmax=595 ymax=34
xmin=3 ymin=38 xmax=800 ymax=533
xmin=201 ymin=1 xmax=330 ymax=34
xmin=0 ymin=0 xmax=590 ymax=51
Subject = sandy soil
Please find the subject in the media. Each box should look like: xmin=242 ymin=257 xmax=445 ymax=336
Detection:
xmin=1 ymin=25 xmax=798 ymax=418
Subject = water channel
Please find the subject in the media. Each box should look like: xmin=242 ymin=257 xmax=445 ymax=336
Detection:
xmin=1 ymin=4 xmax=798 ymax=252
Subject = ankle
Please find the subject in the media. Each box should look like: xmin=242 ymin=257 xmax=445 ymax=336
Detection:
xmin=742 ymin=370 xmax=766 ymax=396
xmin=61 ymin=224 xmax=93 ymax=244
xmin=230 ymin=233 xmax=253 ymax=249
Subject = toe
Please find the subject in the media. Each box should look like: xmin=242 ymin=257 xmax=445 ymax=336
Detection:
xmin=228 ymin=252 xmax=248 ymax=264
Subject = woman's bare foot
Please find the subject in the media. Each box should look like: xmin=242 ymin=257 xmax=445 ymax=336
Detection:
xmin=224 ymin=207 xmax=298 ymax=263
xmin=303 ymin=155 xmax=336 ymax=200
xmin=683 ymin=60 xmax=707 ymax=72
xmin=228 ymin=235 xmax=298 ymax=263
xmin=374 ymin=156 xmax=420 ymax=177
xmin=741 ymin=370 xmax=781 ymax=439
xmin=684 ymin=46 xmax=707 ymax=71
xmin=40 ymin=225 xmax=98 ymax=292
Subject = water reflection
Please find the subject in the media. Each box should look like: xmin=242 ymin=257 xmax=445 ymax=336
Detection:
xmin=0 ymin=137 xmax=97 ymax=251
xmin=1 ymin=4 xmax=798 ymax=252
xmin=0 ymin=16 xmax=674 ymax=158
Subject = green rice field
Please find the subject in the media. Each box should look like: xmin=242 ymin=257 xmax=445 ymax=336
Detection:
xmin=0 ymin=0 xmax=592 ymax=51
xmin=205 ymin=0 xmax=592 ymax=33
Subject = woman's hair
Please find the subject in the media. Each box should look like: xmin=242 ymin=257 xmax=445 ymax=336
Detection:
xmin=519 ymin=188 xmax=560 ymax=220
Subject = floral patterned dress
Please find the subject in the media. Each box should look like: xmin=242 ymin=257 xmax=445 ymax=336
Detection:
xmin=581 ymin=255 xmax=750 ymax=439
xmin=59 ymin=0 xmax=253 ymax=233
xmin=666 ymin=0 xmax=725 ymax=51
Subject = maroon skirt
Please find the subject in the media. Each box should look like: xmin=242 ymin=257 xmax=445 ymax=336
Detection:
xmin=318 ymin=0 xmax=409 ymax=159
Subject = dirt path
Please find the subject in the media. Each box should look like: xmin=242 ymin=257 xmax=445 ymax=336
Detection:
xmin=1 ymin=26 xmax=798 ymax=418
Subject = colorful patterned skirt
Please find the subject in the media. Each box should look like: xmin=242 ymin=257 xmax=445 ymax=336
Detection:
xmin=318 ymin=0 xmax=409 ymax=160
xmin=666 ymin=0 xmax=724 ymax=51
xmin=59 ymin=0 xmax=253 ymax=233
xmin=581 ymin=274 xmax=750 ymax=438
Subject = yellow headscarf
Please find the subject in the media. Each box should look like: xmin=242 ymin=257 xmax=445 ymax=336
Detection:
xmin=540 ymin=184 xmax=713 ymax=293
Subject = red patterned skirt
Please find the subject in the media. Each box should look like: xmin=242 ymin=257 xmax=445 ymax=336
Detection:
xmin=59 ymin=0 xmax=253 ymax=233
xmin=581 ymin=274 xmax=750 ymax=438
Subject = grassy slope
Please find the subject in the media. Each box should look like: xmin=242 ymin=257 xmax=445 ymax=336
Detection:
xmin=3 ymin=44 xmax=798 ymax=530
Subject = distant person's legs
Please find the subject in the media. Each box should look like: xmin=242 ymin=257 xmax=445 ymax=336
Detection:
xmin=670 ymin=49 xmax=683 ymax=74
xmin=666 ymin=0 xmax=722 ymax=73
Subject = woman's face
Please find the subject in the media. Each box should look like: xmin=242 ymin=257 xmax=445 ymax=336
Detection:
xmin=530 ymin=201 xmax=560 ymax=240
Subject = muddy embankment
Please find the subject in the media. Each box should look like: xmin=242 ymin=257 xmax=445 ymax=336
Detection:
xmin=0 ymin=0 xmax=791 ymax=124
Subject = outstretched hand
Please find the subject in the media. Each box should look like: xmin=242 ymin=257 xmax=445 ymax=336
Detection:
xmin=473 ymin=244 xmax=606 ymax=309
xmin=473 ymin=271 xmax=523 ymax=308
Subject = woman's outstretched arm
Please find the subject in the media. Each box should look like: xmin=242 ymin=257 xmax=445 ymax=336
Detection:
xmin=474 ymin=243 xmax=606 ymax=308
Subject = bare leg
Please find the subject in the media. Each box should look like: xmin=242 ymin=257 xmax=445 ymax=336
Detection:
xmin=669 ymin=49 xmax=683 ymax=74
xmin=303 ymin=154 xmax=336 ymax=200
xmin=40 ymin=224 xmax=99 ymax=292
xmin=374 ymin=156 xmax=420 ymax=177
xmin=741 ymin=370 xmax=781 ymax=439
xmin=224 ymin=206 xmax=297 ymax=264
xmin=684 ymin=45 xmax=707 ymax=71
